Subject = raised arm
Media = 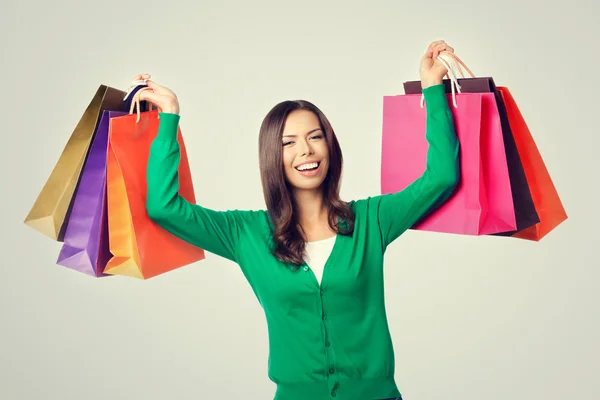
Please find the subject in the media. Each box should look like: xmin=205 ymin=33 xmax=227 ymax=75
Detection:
xmin=132 ymin=75 xmax=254 ymax=263
xmin=376 ymin=83 xmax=460 ymax=247
xmin=146 ymin=112 xmax=255 ymax=263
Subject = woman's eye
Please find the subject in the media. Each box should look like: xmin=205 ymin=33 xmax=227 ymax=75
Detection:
xmin=283 ymin=141 xmax=293 ymax=146
xmin=310 ymin=135 xmax=323 ymax=140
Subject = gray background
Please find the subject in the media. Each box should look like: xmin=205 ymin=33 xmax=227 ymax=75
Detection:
xmin=2 ymin=0 xmax=598 ymax=399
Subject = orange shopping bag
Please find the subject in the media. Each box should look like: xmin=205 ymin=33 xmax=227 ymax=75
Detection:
xmin=105 ymin=110 xmax=205 ymax=279
xmin=497 ymin=87 xmax=568 ymax=241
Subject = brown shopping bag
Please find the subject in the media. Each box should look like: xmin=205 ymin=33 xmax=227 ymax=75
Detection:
xmin=24 ymin=85 xmax=126 ymax=241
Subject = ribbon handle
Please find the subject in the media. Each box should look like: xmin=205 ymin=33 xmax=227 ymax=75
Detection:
xmin=420 ymin=51 xmax=477 ymax=109
xmin=124 ymin=80 xmax=154 ymax=123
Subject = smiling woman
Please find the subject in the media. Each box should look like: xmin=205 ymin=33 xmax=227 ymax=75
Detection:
xmin=258 ymin=101 xmax=355 ymax=267
xmin=283 ymin=117 xmax=327 ymax=181
xmin=137 ymin=39 xmax=459 ymax=400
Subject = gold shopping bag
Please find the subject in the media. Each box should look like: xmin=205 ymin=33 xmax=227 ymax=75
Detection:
xmin=24 ymin=85 xmax=126 ymax=240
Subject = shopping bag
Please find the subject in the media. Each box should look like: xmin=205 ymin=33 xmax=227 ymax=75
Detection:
xmin=381 ymin=92 xmax=516 ymax=235
xmin=24 ymin=85 xmax=126 ymax=241
xmin=56 ymin=110 xmax=127 ymax=277
xmin=104 ymin=110 xmax=205 ymax=279
xmin=404 ymin=76 xmax=539 ymax=236
xmin=497 ymin=87 xmax=568 ymax=240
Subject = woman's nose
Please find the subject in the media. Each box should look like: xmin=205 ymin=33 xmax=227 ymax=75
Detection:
xmin=298 ymin=141 xmax=313 ymax=157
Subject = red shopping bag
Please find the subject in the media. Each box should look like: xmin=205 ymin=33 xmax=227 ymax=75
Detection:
xmin=497 ymin=87 xmax=568 ymax=240
xmin=381 ymin=92 xmax=516 ymax=235
xmin=105 ymin=110 xmax=205 ymax=279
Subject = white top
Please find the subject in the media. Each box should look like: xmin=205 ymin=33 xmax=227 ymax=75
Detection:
xmin=304 ymin=235 xmax=337 ymax=284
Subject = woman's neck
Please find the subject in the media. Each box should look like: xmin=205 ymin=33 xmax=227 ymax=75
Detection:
xmin=293 ymin=188 xmax=335 ymax=241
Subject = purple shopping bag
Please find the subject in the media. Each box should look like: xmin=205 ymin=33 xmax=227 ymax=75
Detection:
xmin=57 ymin=110 xmax=127 ymax=276
xmin=381 ymin=93 xmax=516 ymax=235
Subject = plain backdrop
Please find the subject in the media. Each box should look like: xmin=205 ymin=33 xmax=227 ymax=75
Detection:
xmin=1 ymin=0 xmax=598 ymax=399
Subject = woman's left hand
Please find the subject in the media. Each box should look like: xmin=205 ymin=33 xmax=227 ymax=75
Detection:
xmin=420 ymin=40 xmax=454 ymax=89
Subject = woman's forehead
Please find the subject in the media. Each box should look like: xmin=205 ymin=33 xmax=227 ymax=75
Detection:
xmin=283 ymin=110 xmax=320 ymax=135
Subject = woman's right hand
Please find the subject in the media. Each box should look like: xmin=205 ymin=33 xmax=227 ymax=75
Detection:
xmin=131 ymin=73 xmax=180 ymax=115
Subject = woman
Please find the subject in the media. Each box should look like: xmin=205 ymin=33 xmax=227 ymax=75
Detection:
xmin=135 ymin=39 xmax=460 ymax=400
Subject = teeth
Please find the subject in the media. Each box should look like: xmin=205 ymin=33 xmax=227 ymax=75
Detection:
xmin=297 ymin=162 xmax=319 ymax=171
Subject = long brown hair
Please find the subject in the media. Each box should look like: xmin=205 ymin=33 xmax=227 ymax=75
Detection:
xmin=258 ymin=100 xmax=355 ymax=268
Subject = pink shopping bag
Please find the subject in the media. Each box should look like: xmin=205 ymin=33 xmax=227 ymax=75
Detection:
xmin=381 ymin=93 xmax=516 ymax=235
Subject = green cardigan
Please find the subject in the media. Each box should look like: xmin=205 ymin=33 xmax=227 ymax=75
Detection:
xmin=146 ymin=84 xmax=459 ymax=400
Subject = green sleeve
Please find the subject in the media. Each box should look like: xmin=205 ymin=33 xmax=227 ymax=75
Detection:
xmin=377 ymin=84 xmax=460 ymax=247
xmin=146 ymin=112 xmax=253 ymax=263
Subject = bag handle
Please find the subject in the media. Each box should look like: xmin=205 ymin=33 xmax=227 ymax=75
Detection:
xmin=420 ymin=51 xmax=476 ymax=109
xmin=124 ymin=80 xmax=154 ymax=123
xmin=444 ymin=52 xmax=475 ymax=79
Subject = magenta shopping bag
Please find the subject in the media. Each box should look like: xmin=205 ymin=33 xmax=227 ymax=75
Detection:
xmin=56 ymin=110 xmax=127 ymax=276
xmin=381 ymin=93 xmax=516 ymax=235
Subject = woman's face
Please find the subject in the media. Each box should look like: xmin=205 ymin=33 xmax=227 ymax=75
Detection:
xmin=281 ymin=109 xmax=329 ymax=193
